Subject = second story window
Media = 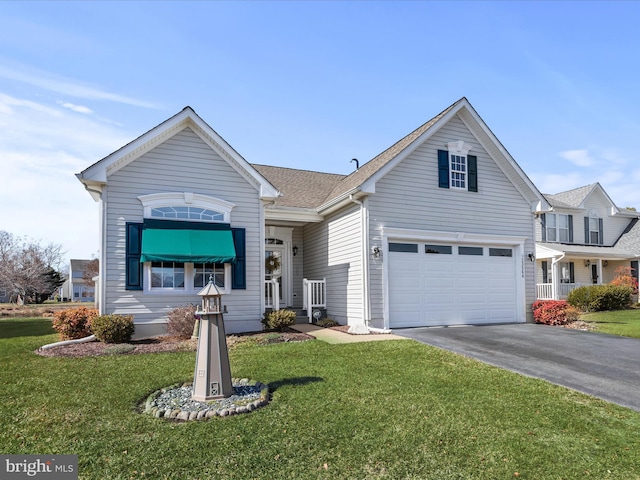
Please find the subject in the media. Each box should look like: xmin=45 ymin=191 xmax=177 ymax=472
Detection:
xmin=450 ymin=155 xmax=467 ymax=189
xmin=543 ymin=213 xmax=572 ymax=243
xmin=586 ymin=216 xmax=603 ymax=245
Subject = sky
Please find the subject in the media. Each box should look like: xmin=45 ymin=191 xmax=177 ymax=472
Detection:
xmin=1 ymin=1 xmax=640 ymax=263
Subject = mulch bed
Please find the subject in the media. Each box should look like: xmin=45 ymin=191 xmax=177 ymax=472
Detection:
xmin=36 ymin=330 xmax=314 ymax=358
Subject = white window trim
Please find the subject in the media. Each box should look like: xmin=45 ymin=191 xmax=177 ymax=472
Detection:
xmin=138 ymin=192 xmax=235 ymax=223
xmin=545 ymin=213 xmax=570 ymax=243
xmin=447 ymin=141 xmax=472 ymax=191
xmin=144 ymin=262 xmax=232 ymax=295
xmin=589 ymin=216 xmax=601 ymax=244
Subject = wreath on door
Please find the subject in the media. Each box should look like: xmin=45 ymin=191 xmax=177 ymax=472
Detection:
xmin=266 ymin=254 xmax=281 ymax=273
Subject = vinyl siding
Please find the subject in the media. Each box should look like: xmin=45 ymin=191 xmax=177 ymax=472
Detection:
xmin=582 ymin=190 xmax=631 ymax=246
xmin=103 ymin=127 xmax=263 ymax=334
xmin=303 ymin=204 xmax=362 ymax=326
xmin=367 ymin=114 xmax=536 ymax=325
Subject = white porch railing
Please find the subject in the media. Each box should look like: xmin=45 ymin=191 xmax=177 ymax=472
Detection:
xmin=264 ymin=279 xmax=280 ymax=311
xmin=303 ymin=278 xmax=326 ymax=323
xmin=536 ymin=283 xmax=581 ymax=300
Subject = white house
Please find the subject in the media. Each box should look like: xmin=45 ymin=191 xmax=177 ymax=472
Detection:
xmin=535 ymin=183 xmax=640 ymax=300
xmin=77 ymin=98 xmax=546 ymax=337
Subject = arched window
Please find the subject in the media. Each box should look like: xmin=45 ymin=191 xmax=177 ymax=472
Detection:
xmin=134 ymin=192 xmax=237 ymax=294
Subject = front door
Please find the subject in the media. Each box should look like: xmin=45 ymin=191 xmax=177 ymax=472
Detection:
xmin=265 ymin=245 xmax=285 ymax=305
xmin=591 ymin=264 xmax=599 ymax=284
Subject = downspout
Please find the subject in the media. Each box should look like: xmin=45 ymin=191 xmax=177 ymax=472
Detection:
xmin=349 ymin=194 xmax=371 ymax=334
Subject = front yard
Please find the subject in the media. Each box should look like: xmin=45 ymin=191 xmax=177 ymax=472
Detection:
xmin=2 ymin=317 xmax=640 ymax=479
xmin=581 ymin=308 xmax=640 ymax=338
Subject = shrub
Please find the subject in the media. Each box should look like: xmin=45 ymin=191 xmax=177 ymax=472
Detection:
xmin=262 ymin=309 xmax=297 ymax=332
xmin=568 ymin=284 xmax=633 ymax=312
xmin=166 ymin=304 xmax=198 ymax=339
xmin=90 ymin=314 xmax=135 ymax=343
xmin=51 ymin=307 xmax=98 ymax=340
xmin=610 ymin=266 xmax=638 ymax=294
xmin=316 ymin=318 xmax=339 ymax=328
xmin=532 ymin=300 xmax=580 ymax=326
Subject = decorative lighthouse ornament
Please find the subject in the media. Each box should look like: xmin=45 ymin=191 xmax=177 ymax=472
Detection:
xmin=192 ymin=275 xmax=233 ymax=401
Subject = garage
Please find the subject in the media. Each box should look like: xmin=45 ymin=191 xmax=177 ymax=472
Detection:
xmin=388 ymin=241 xmax=519 ymax=328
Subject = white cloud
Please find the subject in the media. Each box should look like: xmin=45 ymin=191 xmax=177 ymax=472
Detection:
xmin=58 ymin=101 xmax=93 ymax=114
xmin=0 ymin=62 xmax=158 ymax=109
xmin=559 ymin=149 xmax=594 ymax=167
xmin=0 ymin=93 xmax=135 ymax=261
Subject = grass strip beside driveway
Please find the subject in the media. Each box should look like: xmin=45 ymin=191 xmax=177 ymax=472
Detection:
xmin=1 ymin=318 xmax=640 ymax=479
xmin=582 ymin=309 xmax=640 ymax=338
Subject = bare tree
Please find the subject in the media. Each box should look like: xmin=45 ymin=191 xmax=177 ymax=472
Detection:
xmin=0 ymin=231 xmax=66 ymax=304
xmin=82 ymin=258 xmax=99 ymax=286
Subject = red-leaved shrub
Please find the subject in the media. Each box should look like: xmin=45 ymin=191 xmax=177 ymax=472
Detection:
xmin=532 ymin=300 xmax=580 ymax=326
xmin=52 ymin=306 xmax=98 ymax=340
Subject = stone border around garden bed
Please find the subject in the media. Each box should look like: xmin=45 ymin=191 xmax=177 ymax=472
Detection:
xmin=142 ymin=378 xmax=269 ymax=421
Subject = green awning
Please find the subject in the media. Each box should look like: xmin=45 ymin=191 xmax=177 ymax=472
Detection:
xmin=140 ymin=228 xmax=236 ymax=263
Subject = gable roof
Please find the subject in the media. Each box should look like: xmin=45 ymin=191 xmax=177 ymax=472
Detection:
xmin=76 ymin=107 xmax=280 ymax=201
xmin=544 ymin=182 xmax=637 ymax=217
xmin=252 ymin=97 xmax=547 ymax=215
xmin=321 ymin=99 xmax=461 ymax=204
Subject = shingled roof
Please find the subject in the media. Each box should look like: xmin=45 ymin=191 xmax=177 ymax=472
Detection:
xmin=251 ymin=164 xmax=345 ymax=208
xmin=321 ymin=98 xmax=463 ymax=205
xmin=544 ymin=183 xmax=599 ymax=209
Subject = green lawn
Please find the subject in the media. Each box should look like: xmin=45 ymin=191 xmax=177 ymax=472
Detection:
xmin=582 ymin=309 xmax=640 ymax=338
xmin=2 ymin=318 xmax=640 ymax=479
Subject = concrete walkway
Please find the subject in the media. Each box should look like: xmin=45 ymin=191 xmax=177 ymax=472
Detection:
xmin=291 ymin=324 xmax=408 ymax=344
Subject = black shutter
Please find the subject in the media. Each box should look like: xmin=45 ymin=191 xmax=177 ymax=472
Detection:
xmin=542 ymin=261 xmax=548 ymax=283
xmin=631 ymin=261 xmax=639 ymax=285
xmin=231 ymin=228 xmax=246 ymax=290
xmin=125 ymin=222 xmax=143 ymax=290
xmin=584 ymin=217 xmax=590 ymax=245
xmin=541 ymin=214 xmax=546 ymax=242
xmin=568 ymin=215 xmax=574 ymax=243
xmin=467 ymin=155 xmax=478 ymax=192
xmin=569 ymin=262 xmax=575 ymax=284
xmin=438 ymin=150 xmax=449 ymax=189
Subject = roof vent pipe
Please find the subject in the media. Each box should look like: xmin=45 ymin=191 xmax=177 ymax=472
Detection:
xmin=351 ymin=158 xmax=359 ymax=170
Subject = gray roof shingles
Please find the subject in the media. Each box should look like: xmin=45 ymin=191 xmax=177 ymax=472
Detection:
xmin=543 ymin=183 xmax=598 ymax=209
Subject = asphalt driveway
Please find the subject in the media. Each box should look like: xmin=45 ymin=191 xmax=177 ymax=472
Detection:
xmin=394 ymin=323 xmax=640 ymax=412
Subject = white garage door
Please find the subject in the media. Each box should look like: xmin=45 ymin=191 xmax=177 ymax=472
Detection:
xmin=388 ymin=242 xmax=518 ymax=328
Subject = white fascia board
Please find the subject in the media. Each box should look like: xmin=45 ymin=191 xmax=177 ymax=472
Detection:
xmin=264 ymin=206 xmax=323 ymax=223
xmin=382 ymin=227 xmax=526 ymax=246
xmin=77 ymin=107 xmax=280 ymax=200
xmin=316 ymin=188 xmax=366 ymax=216
xmin=361 ymin=104 xmax=463 ymax=193
xmin=457 ymin=107 xmax=545 ymax=208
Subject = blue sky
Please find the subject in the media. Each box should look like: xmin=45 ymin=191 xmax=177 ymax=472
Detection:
xmin=1 ymin=1 xmax=640 ymax=262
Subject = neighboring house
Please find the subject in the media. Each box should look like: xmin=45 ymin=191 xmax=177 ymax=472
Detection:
xmin=535 ymin=183 xmax=640 ymax=300
xmin=76 ymin=98 xmax=545 ymax=337
xmin=59 ymin=259 xmax=96 ymax=303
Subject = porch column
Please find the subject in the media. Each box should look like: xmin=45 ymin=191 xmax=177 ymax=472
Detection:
xmin=551 ymin=258 xmax=561 ymax=300
xmin=597 ymin=259 xmax=603 ymax=285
